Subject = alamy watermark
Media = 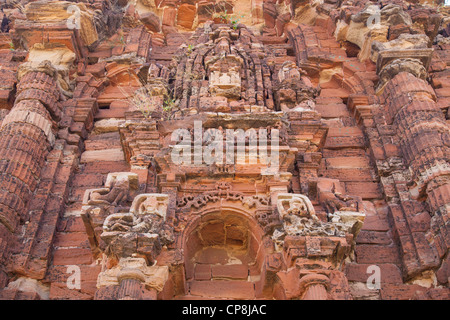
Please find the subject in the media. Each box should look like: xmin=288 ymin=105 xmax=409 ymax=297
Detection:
xmin=367 ymin=6 xmax=381 ymax=30
xmin=66 ymin=265 xmax=81 ymax=290
xmin=66 ymin=5 xmax=81 ymax=30
xmin=170 ymin=121 xmax=280 ymax=175
xmin=366 ymin=265 xmax=381 ymax=290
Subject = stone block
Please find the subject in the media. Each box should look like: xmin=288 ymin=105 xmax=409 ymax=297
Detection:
xmin=52 ymin=248 xmax=93 ymax=266
xmin=189 ymin=280 xmax=255 ymax=299
xmin=177 ymin=4 xmax=196 ymax=29
xmin=211 ymin=264 xmax=249 ymax=280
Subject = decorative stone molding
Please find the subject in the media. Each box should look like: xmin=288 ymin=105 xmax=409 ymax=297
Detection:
xmin=375 ymin=48 xmax=433 ymax=77
xmin=372 ymin=33 xmax=430 ymax=66
xmin=177 ymin=182 xmax=270 ymax=210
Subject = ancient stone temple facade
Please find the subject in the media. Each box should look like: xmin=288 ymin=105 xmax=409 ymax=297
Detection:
xmin=0 ymin=0 xmax=448 ymax=300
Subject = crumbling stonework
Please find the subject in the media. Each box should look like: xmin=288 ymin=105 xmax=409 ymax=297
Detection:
xmin=0 ymin=0 xmax=448 ymax=300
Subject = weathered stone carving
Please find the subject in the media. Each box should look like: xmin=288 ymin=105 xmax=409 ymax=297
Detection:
xmin=101 ymin=193 xmax=173 ymax=263
xmin=84 ymin=172 xmax=139 ymax=206
xmin=168 ymin=23 xmax=275 ymax=114
xmin=277 ymin=193 xmax=317 ymax=219
xmin=274 ymin=193 xmax=328 ymax=240
xmin=372 ymin=33 xmax=429 ymax=64
xmin=255 ymin=210 xmax=281 ymax=235
xmin=317 ymin=178 xmax=364 ymax=214
xmin=376 ymin=58 xmax=428 ymax=94
xmin=207 ymin=54 xmax=243 ymax=101
xmin=274 ymin=61 xmax=318 ymax=112
xmin=273 ymin=193 xmax=365 ymax=244
xmin=177 ymin=182 xmax=270 ymax=210
xmin=130 ymin=194 xmax=169 ymax=221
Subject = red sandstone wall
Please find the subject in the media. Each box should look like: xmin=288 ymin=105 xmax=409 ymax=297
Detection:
xmin=0 ymin=0 xmax=448 ymax=300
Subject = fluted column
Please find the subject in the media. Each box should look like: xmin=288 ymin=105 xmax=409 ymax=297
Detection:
xmin=0 ymin=64 xmax=59 ymax=283
xmin=96 ymin=257 xmax=167 ymax=300
xmin=302 ymin=284 xmax=328 ymax=300
xmin=0 ymin=100 xmax=54 ymax=232
xmin=382 ymin=72 xmax=449 ymax=261
xmin=117 ymin=278 xmax=143 ymax=300
xmin=299 ymin=274 xmax=330 ymax=300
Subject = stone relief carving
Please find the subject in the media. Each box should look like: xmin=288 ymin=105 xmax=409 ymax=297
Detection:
xmin=317 ymin=178 xmax=364 ymax=214
xmin=177 ymin=182 xmax=269 ymax=210
xmin=255 ymin=210 xmax=282 ymax=236
xmin=100 ymin=193 xmax=173 ymax=264
xmin=83 ymin=172 xmax=139 ymax=206
xmin=274 ymin=61 xmax=319 ymax=112
xmin=207 ymin=54 xmax=243 ymax=100
xmin=272 ymin=193 xmax=365 ymax=246
xmin=277 ymin=193 xmax=317 ymax=220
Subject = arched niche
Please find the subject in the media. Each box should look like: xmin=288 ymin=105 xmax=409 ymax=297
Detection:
xmin=179 ymin=205 xmax=271 ymax=299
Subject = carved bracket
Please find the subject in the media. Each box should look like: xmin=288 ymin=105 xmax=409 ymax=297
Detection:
xmin=272 ymin=193 xmax=365 ymax=259
xmin=100 ymin=193 xmax=172 ymax=265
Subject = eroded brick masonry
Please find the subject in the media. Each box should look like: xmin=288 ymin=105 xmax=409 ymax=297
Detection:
xmin=0 ymin=0 xmax=448 ymax=300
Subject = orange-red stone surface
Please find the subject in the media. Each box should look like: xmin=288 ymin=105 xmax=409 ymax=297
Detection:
xmin=0 ymin=0 xmax=448 ymax=301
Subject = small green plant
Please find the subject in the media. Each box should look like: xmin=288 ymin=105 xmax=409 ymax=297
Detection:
xmin=187 ymin=44 xmax=194 ymax=54
xmin=230 ymin=15 xmax=244 ymax=30
xmin=205 ymin=3 xmax=245 ymax=29
xmin=218 ymin=9 xmax=229 ymax=23
xmin=216 ymin=10 xmax=244 ymax=30
xmin=162 ymin=96 xmax=176 ymax=120
xmin=0 ymin=33 xmax=14 ymax=51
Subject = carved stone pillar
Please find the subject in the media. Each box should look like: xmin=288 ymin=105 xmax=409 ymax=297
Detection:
xmin=84 ymin=190 xmax=173 ymax=300
xmin=300 ymin=274 xmax=329 ymax=300
xmin=117 ymin=278 xmax=143 ymax=300
xmin=272 ymin=193 xmax=365 ymax=300
xmin=373 ymin=42 xmax=447 ymax=277
xmin=96 ymin=257 xmax=168 ymax=300
xmin=0 ymin=61 xmax=60 ymax=286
